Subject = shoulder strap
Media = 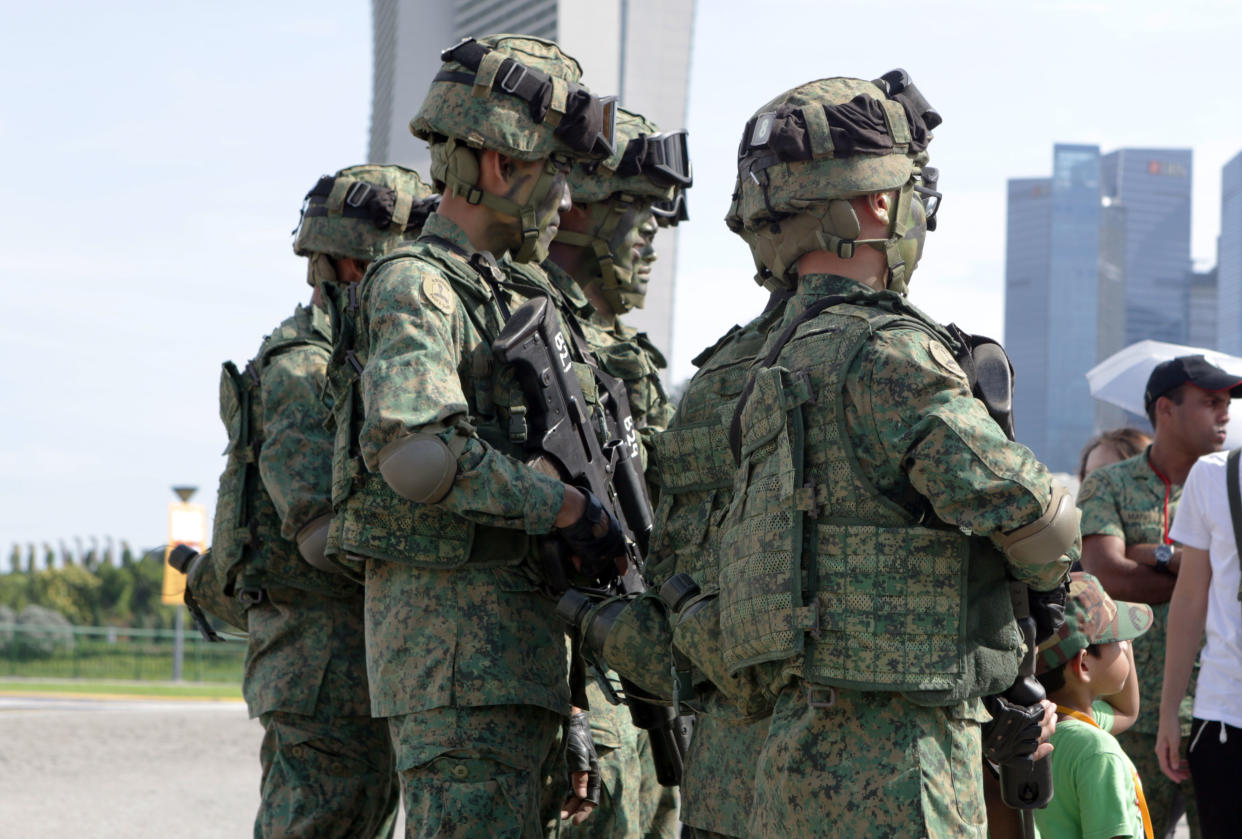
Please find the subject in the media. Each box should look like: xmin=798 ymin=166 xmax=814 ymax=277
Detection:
xmin=1226 ymin=449 xmax=1242 ymax=575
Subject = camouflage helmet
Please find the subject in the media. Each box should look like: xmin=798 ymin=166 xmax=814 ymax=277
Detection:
xmin=555 ymin=109 xmax=692 ymax=312
xmin=412 ymin=35 xmax=615 ymax=163
xmin=724 ymin=71 xmax=941 ymax=294
xmin=293 ymin=164 xmax=437 ymax=261
xmin=565 ymin=108 xmax=689 ymax=204
xmin=413 ymin=35 xmax=617 ymax=263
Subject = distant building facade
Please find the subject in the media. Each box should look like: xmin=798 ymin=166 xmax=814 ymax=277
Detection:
xmin=1005 ymin=145 xmax=1193 ymax=472
xmin=1219 ymin=151 xmax=1242 ymax=354
xmin=1188 ymin=266 xmax=1219 ymax=350
xmin=367 ymin=0 xmax=697 ymax=368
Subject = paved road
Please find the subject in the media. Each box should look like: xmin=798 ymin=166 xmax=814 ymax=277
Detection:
xmin=0 ymin=693 xmax=1190 ymax=838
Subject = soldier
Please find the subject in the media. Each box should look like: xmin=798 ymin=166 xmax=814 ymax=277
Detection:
xmin=643 ymin=290 xmax=787 ymax=839
xmin=191 ymin=164 xmax=433 ymax=838
xmin=542 ymin=107 xmax=690 ymax=839
xmin=714 ymin=74 xmax=1074 ymax=837
xmin=1078 ymin=355 xmax=1241 ymax=838
xmin=323 ymin=35 xmax=625 ymax=837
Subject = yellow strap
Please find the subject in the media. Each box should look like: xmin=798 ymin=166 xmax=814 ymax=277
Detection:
xmin=1056 ymin=706 xmax=1154 ymax=839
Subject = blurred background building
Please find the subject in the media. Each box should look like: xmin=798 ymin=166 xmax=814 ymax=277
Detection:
xmin=1219 ymin=151 xmax=1242 ymax=355
xmin=367 ymin=0 xmax=697 ymax=364
xmin=1006 ymin=144 xmax=1196 ymax=471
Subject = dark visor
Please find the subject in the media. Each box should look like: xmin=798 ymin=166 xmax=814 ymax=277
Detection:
xmin=619 ymin=130 xmax=693 ymax=188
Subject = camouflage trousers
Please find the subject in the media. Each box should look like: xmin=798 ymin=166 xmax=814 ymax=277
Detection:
xmin=635 ymin=731 xmax=679 ymax=839
xmin=391 ymin=704 xmax=564 ymax=839
xmin=1115 ymin=729 xmax=1200 ymax=839
xmin=749 ymin=680 xmax=989 ymax=839
xmin=679 ymin=709 xmax=767 ymax=838
xmin=256 ymin=710 xmax=398 ymax=839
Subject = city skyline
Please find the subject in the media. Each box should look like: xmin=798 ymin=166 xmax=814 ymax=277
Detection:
xmin=6 ymin=0 xmax=1242 ymax=555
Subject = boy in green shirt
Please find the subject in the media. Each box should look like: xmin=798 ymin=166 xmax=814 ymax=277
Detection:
xmin=1034 ymin=572 xmax=1156 ymax=839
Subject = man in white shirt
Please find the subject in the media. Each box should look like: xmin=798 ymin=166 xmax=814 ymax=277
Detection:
xmin=1158 ymin=449 xmax=1242 ymax=839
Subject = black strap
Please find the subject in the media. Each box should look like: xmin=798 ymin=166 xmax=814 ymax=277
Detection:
xmin=1226 ymin=450 xmax=1242 ymax=606
xmin=436 ymin=38 xmax=555 ymax=124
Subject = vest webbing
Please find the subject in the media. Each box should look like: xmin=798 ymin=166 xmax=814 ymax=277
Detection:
xmin=719 ymin=295 xmax=1020 ymax=703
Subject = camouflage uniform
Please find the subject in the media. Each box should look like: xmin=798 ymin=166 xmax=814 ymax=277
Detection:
xmin=193 ymin=164 xmax=434 ymax=839
xmin=721 ymin=275 xmax=1070 ymax=838
xmin=544 ymin=108 xmax=687 ymax=839
xmin=330 ymin=35 xmax=617 ymax=833
xmin=645 ymin=303 xmax=788 ymax=839
xmin=712 ymin=75 xmax=1072 ymax=838
xmin=1078 ymin=450 xmax=1200 ymax=838
xmin=247 ymin=304 xmax=399 ymax=839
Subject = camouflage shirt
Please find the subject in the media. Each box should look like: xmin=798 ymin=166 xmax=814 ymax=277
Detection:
xmin=1077 ymin=449 xmax=1195 ymax=735
xmin=352 ymin=212 xmax=573 ymax=718
xmin=798 ymin=275 xmax=1065 ymax=589
xmin=246 ymin=302 xmax=368 ymax=718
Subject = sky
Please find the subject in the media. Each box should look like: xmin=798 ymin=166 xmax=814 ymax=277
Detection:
xmin=3 ymin=0 xmax=1242 ymax=558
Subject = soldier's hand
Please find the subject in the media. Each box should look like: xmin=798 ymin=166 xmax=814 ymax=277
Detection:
xmin=556 ymin=487 xmax=628 ymax=580
xmin=1028 ymin=581 xmax=1069 ymax=644
xmin=561 ymin=711 xmax=601 ymax=825
xmin=982 ymin=695 xmax=1055 ymax=765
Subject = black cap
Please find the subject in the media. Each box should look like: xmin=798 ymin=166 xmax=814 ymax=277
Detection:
xmin=1144 ymin=355 xmax=1242 ymax=412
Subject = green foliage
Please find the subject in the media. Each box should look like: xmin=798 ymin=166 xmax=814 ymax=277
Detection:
xmin=10 ymin=604 xmax=73 ymax=658
xmin=1 ymin=544 xmax=177 ymax=630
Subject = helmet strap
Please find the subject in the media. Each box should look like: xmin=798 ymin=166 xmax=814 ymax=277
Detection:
xmin=552 ymin=195 xmax=636 ymax=311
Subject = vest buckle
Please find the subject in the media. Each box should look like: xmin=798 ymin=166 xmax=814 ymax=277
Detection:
xmin=806 ymin=684 xmax=836 ymax=709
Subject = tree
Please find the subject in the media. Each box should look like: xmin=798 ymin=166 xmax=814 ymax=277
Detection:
xmin=7 ymin=544 xmax=19 ymax=575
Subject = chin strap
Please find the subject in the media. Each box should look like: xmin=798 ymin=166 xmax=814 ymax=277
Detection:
xmin=553 ymin=194 xmax=639 ymax=312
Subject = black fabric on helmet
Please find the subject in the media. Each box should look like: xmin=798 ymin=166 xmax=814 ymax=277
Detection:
xmin=303 ymin=176 xmax=439 ymax=232
xmin=617 ymin=130 xmax=693 ymax=187
xmin=435 ymin=38 xmax=615 ymax=158
xmin=823 ymin=96 xmax=894 ymax=155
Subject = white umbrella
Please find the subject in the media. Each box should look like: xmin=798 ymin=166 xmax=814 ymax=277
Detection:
xmin=1086 ymin=340 xmax=1242 ymax=448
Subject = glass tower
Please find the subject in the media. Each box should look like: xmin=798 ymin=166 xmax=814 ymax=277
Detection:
xmin=1219 ymin=151 xmax=1242 ymax=354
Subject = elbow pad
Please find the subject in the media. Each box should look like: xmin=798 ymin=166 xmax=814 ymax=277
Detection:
xmin=295 ymin=515 xmax=340 ymax=574
xmin=996 ymin=484 xmax=1080 ymax=567
xmin=377 ymin=432 xmax=461 ymax=503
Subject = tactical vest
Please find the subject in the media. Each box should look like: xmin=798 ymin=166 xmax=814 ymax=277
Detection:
xmin=326 ymin=243 xmax=601 ymax=574
xmin=208 ymin=305 xmax=360 ymax=614
xmin=718 ymin=296 xmax=1021 ymax=706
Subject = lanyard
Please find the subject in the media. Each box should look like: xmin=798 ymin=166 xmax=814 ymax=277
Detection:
xmin=1056 ymin=705 xmax=1154 ymax=839
xmin=1146 ymin=452 xmax=1174 ymax=545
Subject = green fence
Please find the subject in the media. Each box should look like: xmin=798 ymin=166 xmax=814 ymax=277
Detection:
xmin=0 ymin=623 xmax=245 ymax=683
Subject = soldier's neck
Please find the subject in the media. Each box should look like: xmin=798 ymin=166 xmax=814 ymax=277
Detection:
xmin=437 ymin=193 xmax=513 ymax=255
xmin=795 ymin=248 xmax=886 ymax=291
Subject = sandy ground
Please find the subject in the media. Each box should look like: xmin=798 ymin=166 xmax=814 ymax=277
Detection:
xmin=0 ymin=695 xmax=1188 ymax=839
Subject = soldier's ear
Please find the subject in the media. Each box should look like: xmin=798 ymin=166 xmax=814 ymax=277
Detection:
xmin=476 ymin=149 xmax=511 ymax=194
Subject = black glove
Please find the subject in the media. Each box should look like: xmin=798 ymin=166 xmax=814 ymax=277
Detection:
xmin=564 ymin=711 xmax=601 ymax=806
xmin=981 ymin=693 xmax=1046 ymax=765
xmin=558 ymin=490 xmax=626 ymax=585
xmin=1028 ymin=580 xmax=1069 ymax=645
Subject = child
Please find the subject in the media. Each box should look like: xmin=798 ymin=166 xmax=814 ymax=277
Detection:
xmin=1034 ymin=572 xmax=1155 ymax=839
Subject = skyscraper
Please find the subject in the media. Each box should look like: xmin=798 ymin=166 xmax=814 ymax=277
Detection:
xmin=1219 ymin=151 xmax=1242 ymax=354
xmin=1100 ymin=148 xmax=1193 ymax=346
xmin=1005 ymin=145 xmax=1100 ymax=472
xmin=367 ymin=0 xmax=696 ymax=367
xmin=1005 ymin=144 xmax=1193 ymax=473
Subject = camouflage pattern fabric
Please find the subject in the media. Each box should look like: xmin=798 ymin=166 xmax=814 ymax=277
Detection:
xmin=1076 ymin=450 xmax=1195 ymax=736
xmin=748 ymin=682 xmax=990 ymax=839
xmin=1077 ymin=451 xmax=1201 ymax=838
xmin=256 ymin=707 xmax=398 ymax=839
xmin=411 ymin=34 xmax=588 ymax=163
xmin=293 ymin=164 xmax=433 ymax=260
xmin=554 ymin=676 xmax=645 ymax=839
xmin=542 ymin=259 xmax=673 ymax=462
xmin=643 ymin=305 xmax=788 ymax=838
xmin=389 ymin=704 xmax=563 ymax=839
xmin=718 ymin=273 xmax=1069 ymax=833
xmin=635 ymin=731 xmax=679 ymax=839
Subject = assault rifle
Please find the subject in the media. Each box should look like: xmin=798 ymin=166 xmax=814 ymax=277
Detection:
xmin=493 ymin=295 xmax=688 ymax=786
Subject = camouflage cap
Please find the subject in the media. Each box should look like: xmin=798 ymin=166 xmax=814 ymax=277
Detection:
xmin=1036 ymin=572 xmax=1153 ymax=674
xmin=727 ymin=71 xmax=938 ymax=233
xmin=411 ymin=34 xmax=611 ymax=162
xmin=293 ymin=164 xmax=437 ymax=260
xmin=567 ymin=108 xmax=682 ymax=205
